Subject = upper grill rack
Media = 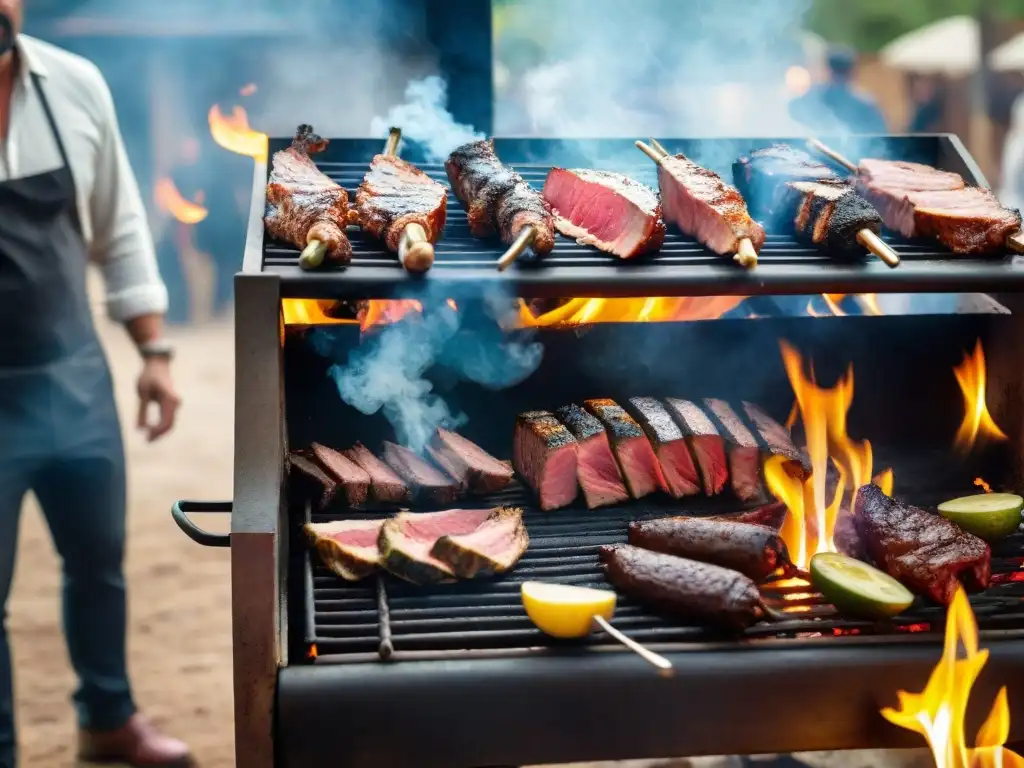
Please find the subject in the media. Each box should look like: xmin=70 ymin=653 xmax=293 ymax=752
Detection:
xmin=250 ymin=135 xmax=1024 ymax=299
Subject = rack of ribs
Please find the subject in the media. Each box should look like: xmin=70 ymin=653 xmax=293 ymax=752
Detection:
xmin=265 ymin=124 xmax=352 ymax=270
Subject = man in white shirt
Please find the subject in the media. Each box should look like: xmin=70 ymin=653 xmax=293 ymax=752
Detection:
xmin=0 ymin=1 xmax=190 ymax=765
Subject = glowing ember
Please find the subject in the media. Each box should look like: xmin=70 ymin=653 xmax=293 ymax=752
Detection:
xmin=209 ymin=104 xmax=269 ymax=163
xmin=881 ymin=587 xmax=1023 ymax=768
xmin=516 ymin=296 xmax=745 ymax=326
xmin=359 ymin=299 xmax=423 ymax=333
xmin=954 ymin=340 xmax=1007 ymax=455
xmin=154 ymin=178 xmax=208 ymax=224
xmin=281 ymin=299 xmax=430 ymax=332
xmin=974 ymin=478 xmax=993 ymax=494
xmin=307 ymin=643 xmax=318 ymax=660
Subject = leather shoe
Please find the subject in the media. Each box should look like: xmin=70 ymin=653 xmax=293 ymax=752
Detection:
xmin=78 ymin=713 xmax=193 ymax=767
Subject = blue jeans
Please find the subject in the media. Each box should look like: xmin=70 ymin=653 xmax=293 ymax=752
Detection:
xmin=0 ymin=341 xmax=134 ymax=766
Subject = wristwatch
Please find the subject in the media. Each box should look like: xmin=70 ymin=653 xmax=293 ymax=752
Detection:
xmin=139 ymin=338 xmax=175 ymax=360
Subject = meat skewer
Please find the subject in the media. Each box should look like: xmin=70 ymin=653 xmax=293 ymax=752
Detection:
xmin=636 ymin=139 xmax=763 ymax=269
xmin=265 ymin=124 xmax=353 ymax=270
xmin=807 ymin=139 xmax=1024 ymax=255
xmin=445 ymin=139 xmax=556 ymax=271
xmin=356 ymin=126 xmax=445 ymax=273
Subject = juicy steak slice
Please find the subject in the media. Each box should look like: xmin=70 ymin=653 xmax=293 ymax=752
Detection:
xmin=288 ymin=452 xmax=339 ymax=509
xmin=663 ymin=397 xmax=728 ymax=496
xmin=265 ymin=124 xmax=352 ymax=264
xmin=702 ymin=399 xmax=763 ymax=502
xmin=584 ymin=399 xmax=668 ymax=500
xmin=853 ymin=484 xmax=992 ymax=605
xmin=378 ymin=508 xmax=495 ymax=584
xmin=857 ymin=159 xmax=965 ymax=193
xmin=304 ymin=519 xmax=385 ymax=581
xmin=445 ymin=139 xmax=555 ymax=256
xmin=430 ymin=506 xmax=529 ymax=578
xmin=427 ymin=429 xmax=513 ymax=495
xmin=741 ymin=401 xmax=812 ymax=480
xmin=310 ymin=442 xmax=371 ymax=507
xmin=733 ymin=144 xmax=841 ymax=221
xmin=342 ymin=443 xmax=411 ymax=505
xmin=777 ymin=180 xmax=883 ymax=260
xmin=513 ymin=411 xmax=579 ymax=511
xmin=356 ymin=154 xmax=448 ymax=251
xmin=382 ymin=441 xmax=461 ymax=505
xmin=542 ymin=168 xmax=665 ymax=258
xmin=626 ymin=397 xmax=701 ymax=498
xmin=554 ymin=404 xmax=629 ymax=509
xmin=600 ymin=545 xmax=766 ymax=630
xmin=709 ymin=501 xmax=788 ymax=531
xmin=657 ymin=153 xmax=766 ymax=257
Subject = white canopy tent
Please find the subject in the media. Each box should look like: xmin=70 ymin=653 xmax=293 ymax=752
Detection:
xmin=879 ymin=15 xmax=979 ymax=76
xmin=991 ymin=32 xmax=1024 ymax=71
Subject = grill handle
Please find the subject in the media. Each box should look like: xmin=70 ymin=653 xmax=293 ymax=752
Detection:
xmin=171 ymin=500 xmax=232 ymax=548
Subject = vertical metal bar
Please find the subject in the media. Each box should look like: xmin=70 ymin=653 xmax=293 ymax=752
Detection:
xmin=232 ymin=272 xmax=284 ymax=768
xmin=242 ymin=156 xmax=269 ymax=274
xmin=426 ymin=0 xmax=494 ymax=134
xmin=376 ymin=575 xmax=394 ymax=661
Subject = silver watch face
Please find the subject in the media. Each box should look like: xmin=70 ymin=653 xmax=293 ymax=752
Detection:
xmin=141 ymin=341 xmax=174 ymax=358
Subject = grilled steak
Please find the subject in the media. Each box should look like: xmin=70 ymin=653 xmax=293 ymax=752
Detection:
xmin=356 ymin=154 xmax=448 ymax=250
xmin=629 ymin=517 xmax=796 ymax=582
xmin=702 ymin=399 xmax=763 ymax=502
xmin=733 ymin=144 xmax=841 ymax=220
xmin=426 ymin=429 xmax=513 ymax=495
xmin=304 ymin=519 xmax=385 ymax=581
xmin=832 ymin=503 xmax=866 ymax=560
xmin=378 ymin=508 xmax=495 ymax=584
xmin=775 ymin=179 xmax=884 ymax=261
xmin=710 ymin=501 xmax=788 ymax=531
xmin=742 ymin=401 xmax=812 ymax=480
xmin=600 ymin=545 xmax=766 ymax=630
xmin=342 ymin=442 xmax=411 ymax=505
xmin=858 ymin=159 xmax=965 ymax=193
xmin=514 ymin=411 xmax=579 ymax=511
xmin=431 ymin=506 xmax=529 ymax=578
xmin=584 ymin=399 xmax=667 ymax=500
xmin=288 ymin=452 xmax=339 ymax=509
xmin=626 ymin=397 xmax=701 ymax=498
xmin=657 ymin=152 xmax=766 ymax=258
xmin=265 ymin=124 xmax=352 ymax=264
xmin=663 ymin=397 xmax=728 ymax=496
xmin=542 ymin=168 xmax=665 ymax=258
xmin=554 ymin=404 xmax=629 ymax=509
xmin=853 ymin=484 xmax=991 ymax=605
xmin=382 ymin=441 xmax=461 ymax=505
xmin=310 ymin=442 xmax=371 ymax=507
xmin=445 ymin=139 xmax=556 ymax=256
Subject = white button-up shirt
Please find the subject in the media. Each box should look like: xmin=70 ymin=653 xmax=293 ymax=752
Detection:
xmin=0 ymin=35 xmax=167 ymax=321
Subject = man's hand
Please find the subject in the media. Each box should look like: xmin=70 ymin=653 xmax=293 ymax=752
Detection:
xmin=136 ymin=357 xmax=180 ymax=442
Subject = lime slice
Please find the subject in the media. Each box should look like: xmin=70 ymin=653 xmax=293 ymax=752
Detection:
xmin=521 ymin=581 xmax=616 ymax=639
xmin=938 ymin=493 xmax=1023 ymax=542
xmin=810 ymin=553 xmax=915 ymax=620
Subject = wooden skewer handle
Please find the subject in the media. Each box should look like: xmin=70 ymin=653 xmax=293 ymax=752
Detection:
xmin=734 ymin=237 xmax=758 ymax=269
xmin=399 ymin=222 xmax=434 ymax=273
xmin=634 ymin=140 xmax=665 ymax=166
xmin=806 ymin=139 xmax=858 ymax=174
xmin=592 ymin=615 xmax=674 ymax=677
xmin=1007 ymin=231 xmax=1024 ymax=254
xmin=299 ymin=239 xmax=327 ymax=270
xmin=497 ymin=225 xmax=536 ymax=271
xmin=857 ymin=229 xmax=900 ymax=268
xmin=384 ymin=126 xmax=402 ymax=158
xmin=649 ymin=138 xmax=670 ymax=158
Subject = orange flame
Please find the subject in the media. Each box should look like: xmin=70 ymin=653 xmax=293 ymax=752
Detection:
xmin=954 ymin=340 xmax=1007 ymax=455
xmin=281 ymin=299 xmax=428 ymax=332
xmin=154 ymin=178 xmax=208 ymax=224
xmin=808 ymin=295 xmax=884 ymax=317
xmin=975 ymin=477 xmax=993 ymax=494
xmin=208 ymin=104 xmax=268 ymax=163
xmin=882 ymin=587 xmax=1023 ymax=768
xmin=516 ymin=296 xmax=745 ymax=326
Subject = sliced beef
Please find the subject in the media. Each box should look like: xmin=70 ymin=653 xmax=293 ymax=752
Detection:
xmin=912 ymin=189 xmax=1021 ymax=255
xmin=857 ymin=159 xmax=965 ymax=193
xmin=342 ymin=442 xmax=411 ymax=505
xmin=513 ymin=411 xmax=579 ymax=511
xmin=742 ymin=401 xmax=812 ymax=480
xmin=310 ymin=442 xmax=371 ymax=507
xmin=854 ymin=484 xmax=991 ymax=605
xmin=431 ymin=506 xmax=529 ymax=578
xmin=554 ymin=404 xmax=629 ymax=509
xmin=701 ymin=399 xmax=763 ymax=502
xmin=663 ymin=397 xmax=728 ymax=496
xmin=542 ymin=168 xmax=665 ymax=258
xmin=426 ymin=429 xmax=513 ymax=495
xmin=378 ymin=508 xmax=495 ymax=584
xmin=288 ymin=452 xmax=339 ymax=509
xmin=780 ymin=180 xmax=884 ymax=261
xmin=382 ymin=441 xmax=461 ymax=506
xmin=733 ymin=144 xmax=841 ymax=221
xmin=626 ymin=397 xmax=701 ymax=498
xmin=304 ymin=519 xmax=385 ymax=581
xmin=584 ymin=399 xmax=667 ymax=500
xmin=356 ymin=154 xmax=448 ymax=250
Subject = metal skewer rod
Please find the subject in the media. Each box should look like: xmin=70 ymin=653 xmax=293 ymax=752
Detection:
xmin=857 ymin=229 xmax=901 ymax=268
xmin=383 ymin=126 xmax=435 ymax=274
xmin=806 ymin=138 xmax=858 ymax=174
xmin=591 ymin=615 xmax=674 ymax=677
xmin=497 ymin=225 xmax=536 ymax=271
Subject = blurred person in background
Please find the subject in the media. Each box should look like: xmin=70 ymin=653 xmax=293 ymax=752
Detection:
xmin=0 ymin=0 xmax=189 ymax=765
xmin=906 ymin=74 xmax=947 ymax=133
xmin=790 ymin=44 xmax=887 ymax=134
xmin=999 ymin=77 xmax=1024 ymax=215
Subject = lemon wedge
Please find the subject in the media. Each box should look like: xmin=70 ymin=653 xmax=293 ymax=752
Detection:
xmin=521 ymin=581 xmax=617 ymax=638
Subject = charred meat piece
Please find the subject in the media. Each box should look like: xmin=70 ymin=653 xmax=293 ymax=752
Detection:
xmin=710 ymin=501 xmax=788 ymax=531
xmin=832 ymin=503 xmax=866 ymax=561
xmin=629 ymin=517 xmax=796 ymax=582
xmin=542 ymin=168 xmax=665 ymax=258
xmin=734 ymin=145 xmax=841 ymax=220
xmin=854 ymin=484 xmax=991 ymax=605
xmin=775 ymin=179 xmax=884 ymax=261
xmin=742 ymin=401 xmax=812 ymax=480
xmin=426 ymin=429 xmax=513 ymax=496
xmin=626 ymin=397 xmax=701 ymax=498
xmin=513 ymin=411 xmax=579 ymax=511
xmin=304 ymin=519 xmax=385 ymax=581
xmin=288 ymin=452 xmax=339 ymax=509
xmin=584 ymin=399 xmax=667 ymax=500
xmin=342 ymin=443 xmax=411 ymax=505
xmin=657 ymin=152 xmax=766 ymax=258
xmin=600 ymin=545 xmax=766 ymax=630
xmin=356 ymin=154 xmax=448 ymax=250
xmin=663 ymin=397 xmax=728 ymax=496
xmin=431 ymin=506 xmax=529 ymax=579
xmin=702 ymin=399 xmax=763 ymax=502
xmin=378 ymin=508 xmax=495 ymax=584
xmin=310 ymin=443 xmax=371 ymax=507
xmin=554 ymin=404 xmax=629 ymax=509
xmin=445 ymin=139 xmax=555 ymax=256
xmin=265 ymin=125 xmax=352 ymax=264
xmin=382 ymin=442 xmax=461 ymax=506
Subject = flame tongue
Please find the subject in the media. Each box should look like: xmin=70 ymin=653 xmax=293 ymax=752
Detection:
xmin=954 ymin=340 xmax=1007 ymax=455
xmin=154 ymin=178 xmax=208 ymax=224
xmin=208 ymin=104 xmax=268 ymax=163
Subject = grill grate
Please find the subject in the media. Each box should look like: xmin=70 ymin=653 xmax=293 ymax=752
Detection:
xmin=303 ymin=482 xmax=1024 ymax=664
